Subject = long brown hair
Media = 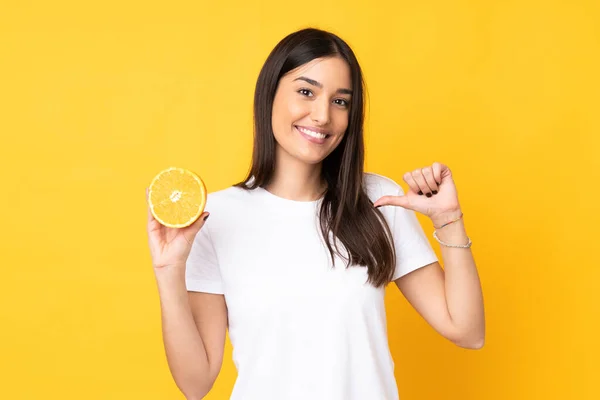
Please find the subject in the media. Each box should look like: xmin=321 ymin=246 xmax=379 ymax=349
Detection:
xmin=235 ymin=28 xmax=396 ymax=288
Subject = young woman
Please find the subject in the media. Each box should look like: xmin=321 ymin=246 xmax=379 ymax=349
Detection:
xmin=146 ymin=28 xmax=485 ymax=400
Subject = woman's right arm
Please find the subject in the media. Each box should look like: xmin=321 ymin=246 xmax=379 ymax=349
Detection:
xmin=146 ymin=189 xmax=227 ymax=399
xmin=155 ymin=267 xmax=227 ymax=400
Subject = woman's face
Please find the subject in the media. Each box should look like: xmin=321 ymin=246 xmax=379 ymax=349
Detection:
xmin=271 ymin=56 xmax=352 ymax=166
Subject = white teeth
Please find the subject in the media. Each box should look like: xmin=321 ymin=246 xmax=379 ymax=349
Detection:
xmin=298 ymin=127 xmax=327 ymax=139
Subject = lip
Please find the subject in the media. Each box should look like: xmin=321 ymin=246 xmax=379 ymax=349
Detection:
xmin=296 ymin=125 xmax=329 ymax=134
xmin=294 ymin=125 xmax=329 ymax=145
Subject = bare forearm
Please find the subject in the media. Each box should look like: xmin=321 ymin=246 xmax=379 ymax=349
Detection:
xmin=434 ymin=215 xmax=485 ymax=347
xmin=155 ymin=268 xmax=212 ymax=399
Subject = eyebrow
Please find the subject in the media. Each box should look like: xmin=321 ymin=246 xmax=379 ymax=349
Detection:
xmin=293 ymin=76 xmax=353 ymax=95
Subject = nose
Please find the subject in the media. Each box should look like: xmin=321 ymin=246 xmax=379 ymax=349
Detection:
xmin=310 ymin=98 xmax=330 ymax=126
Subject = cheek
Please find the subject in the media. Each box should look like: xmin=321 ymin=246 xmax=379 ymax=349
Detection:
xmin=273 ymin=98 xmax=305 ymax=131
xmin=332 ymin=111 xmax=350 ymax=135
xmin=331 ymin=133 xmax=346 ymax=150
xmin=286 ymin=101 xmax=308 ymax=122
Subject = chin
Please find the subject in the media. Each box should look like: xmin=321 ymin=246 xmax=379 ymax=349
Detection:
xmin=294 ymin=147 xmax=333 ymax=165
xmin=292 ymin=153 xmax=327 ymax=165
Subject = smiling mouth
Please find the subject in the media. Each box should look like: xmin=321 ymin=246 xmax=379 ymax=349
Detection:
xmin=295 ymin=126 xmax=330 ymax=140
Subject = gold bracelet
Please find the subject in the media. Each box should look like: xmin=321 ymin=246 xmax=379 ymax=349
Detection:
xmin=433 ymin=230 xmax=472 ymax=248
xmin=433 ymin=212 xmax=463 ymax=230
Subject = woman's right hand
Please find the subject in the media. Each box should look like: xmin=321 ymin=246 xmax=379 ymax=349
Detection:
xmin=146 ymin=188 xmax=209 ymax=271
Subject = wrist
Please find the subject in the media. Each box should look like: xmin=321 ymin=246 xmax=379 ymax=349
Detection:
xmin=154 ymin=263 xmax=186 ymax=281
xmin=153 ymin=266 xmax=192 ymax=305
xmin=431 ymin=209 xmax=463 ymax=229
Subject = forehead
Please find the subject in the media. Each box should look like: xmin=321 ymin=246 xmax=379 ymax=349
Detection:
xmin=282 ymin=57 xmax=351 ymax=88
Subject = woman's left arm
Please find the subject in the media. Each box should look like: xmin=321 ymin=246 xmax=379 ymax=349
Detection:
xmin=373 ymin=162 xmax=485 ymax=349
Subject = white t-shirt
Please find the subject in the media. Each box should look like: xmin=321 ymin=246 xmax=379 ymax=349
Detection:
xmin=185 ymin=172 xmax=438 ymax=400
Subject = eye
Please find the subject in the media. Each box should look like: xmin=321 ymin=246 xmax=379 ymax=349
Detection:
xmin=334 ymin=98 xmax=350 ymax=108
xmin=298 ymin=88 xmax=313 ymax=97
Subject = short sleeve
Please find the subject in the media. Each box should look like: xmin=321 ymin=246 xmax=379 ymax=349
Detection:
xmin=185 ymin=223 xmax=224 ymax=294
xmin=390 ymin=186 xmax=439 ymax=281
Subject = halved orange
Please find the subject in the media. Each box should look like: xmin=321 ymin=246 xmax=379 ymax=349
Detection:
xmin=148 ymin=167 xmax=207 ymax=228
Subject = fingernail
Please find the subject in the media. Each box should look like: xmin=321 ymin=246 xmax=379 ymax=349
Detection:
xmin=203 ymin=214 xmax=210 ymax=221
xmin=426 ymin=192 xmax=432 ymax=198
xmin=418 ymin=191 xmax=423 ymax=195
xmin=432 ymin=190 xmax=438 ymax=195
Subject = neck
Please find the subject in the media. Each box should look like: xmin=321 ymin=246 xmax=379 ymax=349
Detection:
xmin=265 ymin=149 xmax=326 ymax=202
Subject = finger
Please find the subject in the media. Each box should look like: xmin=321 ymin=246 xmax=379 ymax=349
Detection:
xmin=373 ymin=195 xmax=410 ymax=209
xmin=411 ymin=169 xmax=433 ymax=196
xmin=421 ymin=167 xmax=439 ymax=194
xmin=182 ymin=212 xmax=210 ymax=244
xmin=146 ymin=188 xmax=154 ymax=223
xmin=432 ymin=162 xmax=443 ymax=186
xmin=403 ymin=172 xmax=422 ymax=195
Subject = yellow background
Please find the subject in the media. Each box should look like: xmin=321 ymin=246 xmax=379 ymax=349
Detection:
xmin=1 ymin=0 xmax=598 ymax=399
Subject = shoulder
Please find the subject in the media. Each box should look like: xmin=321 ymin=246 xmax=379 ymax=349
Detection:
xmin=363 ymin=172 xmax=404 ymax=201
xmin=201 ymin=185 xmax=257 ymax=234
xmin=204 ymin=181 xmax=270 ymax=214
xmin=204 ymin=184 xmax=252 ymax=211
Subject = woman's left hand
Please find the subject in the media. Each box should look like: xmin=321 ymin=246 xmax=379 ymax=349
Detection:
xmin=373 ymin=162 xmax=462 ymax=227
